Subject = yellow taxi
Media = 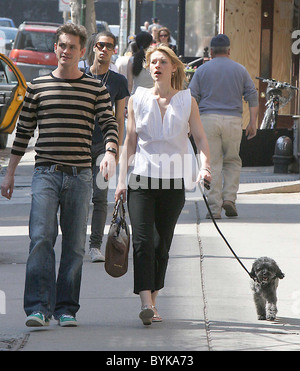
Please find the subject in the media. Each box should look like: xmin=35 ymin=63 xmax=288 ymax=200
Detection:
xmin=0 ymin=53 xmax=27 ymax=149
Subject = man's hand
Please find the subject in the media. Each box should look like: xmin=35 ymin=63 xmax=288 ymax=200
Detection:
xmin=1 ymin=174 xmax=15 ymax=200
xmin=99 ymin=151 xmax=116 ymax=181
xmin=245 ymin=121 xmax=257 ymax=140
xmin=0 ymin=154 xmax=21 ymax=200
xmin=246 ymin=106 xmax=258 ymax=140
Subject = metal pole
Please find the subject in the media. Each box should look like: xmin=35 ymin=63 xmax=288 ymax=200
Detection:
xmin=129 ymin=0 xmax=136 ymax=36
xmin=153 ymin=0 xmax=156 ymax=18
xmin=135 ymin=0 xmax=142 ymax=35
xmin=177 ymin=0 xmax=186 ymax=57
xmin=119 ymin=0 xmax=129 ymax=56
xmin=81 ymin=0 xmax=86 ymax=26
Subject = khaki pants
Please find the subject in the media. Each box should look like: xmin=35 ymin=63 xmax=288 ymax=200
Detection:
xmin=201 ymin=114 xmax=243 ymax=214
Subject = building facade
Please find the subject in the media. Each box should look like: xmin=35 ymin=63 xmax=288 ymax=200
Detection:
xmin=184 ymin=0 xmax=298 ymax=129
xmin=2 ymin=0 xmax=299 ymax=127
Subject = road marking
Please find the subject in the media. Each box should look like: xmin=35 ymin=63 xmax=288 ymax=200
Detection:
xmin=0 ymin=224 xmax=196 ymax=237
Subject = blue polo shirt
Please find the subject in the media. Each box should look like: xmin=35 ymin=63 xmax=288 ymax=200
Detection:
xmin=189 ymin=57 xmax=258 ymax=117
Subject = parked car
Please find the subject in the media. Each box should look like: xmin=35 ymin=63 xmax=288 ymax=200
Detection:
xmin=96 ymin=20 xmax=110 ymax=33
xmin=0 ymin=53 xmax=27 ymax=150
xmin=9 ymin=21 xmax=60 ymax=82
xmin=0 ymin=17 xmax=16 ymax=28
xmin=0 ymin=26 xmax=18 ymax=56
xmin=109 ymin=25 xmax=119 ymax=40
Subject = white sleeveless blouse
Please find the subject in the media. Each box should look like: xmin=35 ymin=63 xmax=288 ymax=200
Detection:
xmin=131 ymin=87 xmax=192 ymax=179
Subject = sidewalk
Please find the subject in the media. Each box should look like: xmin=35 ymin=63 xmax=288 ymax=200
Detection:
xmin=198 ymin=167 xmax=300 ymax=351
xmin=1 ymin=157 xmax=300 ymax=352
xmin=0 ymin=200 xmax=210 ymax=352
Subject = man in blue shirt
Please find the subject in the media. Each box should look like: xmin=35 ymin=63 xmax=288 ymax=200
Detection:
xmin=189 ymin=34 xmax=258 ymax=219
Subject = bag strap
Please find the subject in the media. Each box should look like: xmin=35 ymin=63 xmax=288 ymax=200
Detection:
xmin=112 ymin=199 xmax=126 ymax=223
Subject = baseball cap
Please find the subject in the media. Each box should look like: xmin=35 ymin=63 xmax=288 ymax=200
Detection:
xmin=128 ymin=34 xmax=135 ymax=43
xmin=210 ymin=34 xmax=230 ymax=47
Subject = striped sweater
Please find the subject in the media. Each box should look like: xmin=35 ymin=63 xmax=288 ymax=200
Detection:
xmin=11 ymin=73 xmax=118 ymax=168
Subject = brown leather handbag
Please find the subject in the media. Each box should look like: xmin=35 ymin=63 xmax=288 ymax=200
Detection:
xmin=105 ymin=199 xmax=130 ymax=277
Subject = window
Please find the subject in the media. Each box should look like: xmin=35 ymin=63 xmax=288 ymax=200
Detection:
xmin=185 ymin=0 xmax=219 ymax=57
xmin=0 ymin=60 xmax=18 ymax=84
xmin=18 ymin=31 xmax=55 ymax=52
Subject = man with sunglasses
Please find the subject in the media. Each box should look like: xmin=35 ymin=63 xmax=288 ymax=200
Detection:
xmin=87 ymin=31 xmax=130 ymax=262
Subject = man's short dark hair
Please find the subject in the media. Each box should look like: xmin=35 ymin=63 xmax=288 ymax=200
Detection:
xmin=211 ymin=46 xmax=230 ymax=55
xmin=96 ymin=31 xmax=117 ymax=47
xmin=55 ymin=23 xmax=88 ymax=49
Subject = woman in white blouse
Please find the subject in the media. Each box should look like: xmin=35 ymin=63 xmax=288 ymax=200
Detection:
xmin=115 ymin=44 xmax=211 ymax=326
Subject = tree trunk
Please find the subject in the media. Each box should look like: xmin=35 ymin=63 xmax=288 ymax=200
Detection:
xmin=70 ymin=0 xmax=81 ymax=25
xmin=70 ymin=0 xmax=96 ymax=37
xmin=85 ymin=0 xmax=96 ymax=36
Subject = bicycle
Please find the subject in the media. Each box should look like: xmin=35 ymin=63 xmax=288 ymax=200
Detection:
xmin=256 ymin=77 xmax=298 ymax=129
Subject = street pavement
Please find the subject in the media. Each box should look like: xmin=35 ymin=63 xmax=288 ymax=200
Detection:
xmin=1 ymin=136 xmax=300 ymax=353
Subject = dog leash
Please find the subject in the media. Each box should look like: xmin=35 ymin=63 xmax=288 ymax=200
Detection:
xmin=197 ymin=179 xmax=254 ymax=281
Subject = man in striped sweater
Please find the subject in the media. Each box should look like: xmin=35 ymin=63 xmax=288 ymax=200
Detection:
xmin=1 ymin=23 xmax=119 ymax=328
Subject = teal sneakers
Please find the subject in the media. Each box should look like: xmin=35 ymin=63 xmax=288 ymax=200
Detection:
xmin=25 ymin=312 xmax=50 ymax=327
xmin=26 ymin=312 xmax=78 ymax=327
xmin=57 ymin=314 xmax=78 ymax=327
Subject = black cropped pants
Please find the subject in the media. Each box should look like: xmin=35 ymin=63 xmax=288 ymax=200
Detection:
xmin=127 ymin=175 xmax=185 ymax=294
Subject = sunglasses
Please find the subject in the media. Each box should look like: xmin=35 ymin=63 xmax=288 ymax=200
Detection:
xmin=160 ymin=34 xmax=169 ymax=37
xmin=95 ymin=41 xmax=114 ymax=51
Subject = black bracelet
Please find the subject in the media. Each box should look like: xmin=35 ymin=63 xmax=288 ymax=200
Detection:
xmin=106 ymin=147 xmax=117 ymax=156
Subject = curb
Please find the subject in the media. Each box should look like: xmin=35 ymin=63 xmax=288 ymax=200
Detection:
xmin=195 ymin=201 xmax=213 ymax=351
xmin=239 ymin=181 xmax=300 ymax=194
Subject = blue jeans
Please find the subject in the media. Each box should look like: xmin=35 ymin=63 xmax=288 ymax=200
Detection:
xmin=24 ymin=165 xmax=92 ymax=319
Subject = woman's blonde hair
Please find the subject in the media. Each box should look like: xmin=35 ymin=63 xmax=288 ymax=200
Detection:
xmin=144 ymin=44 xmax=187 ymax=90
